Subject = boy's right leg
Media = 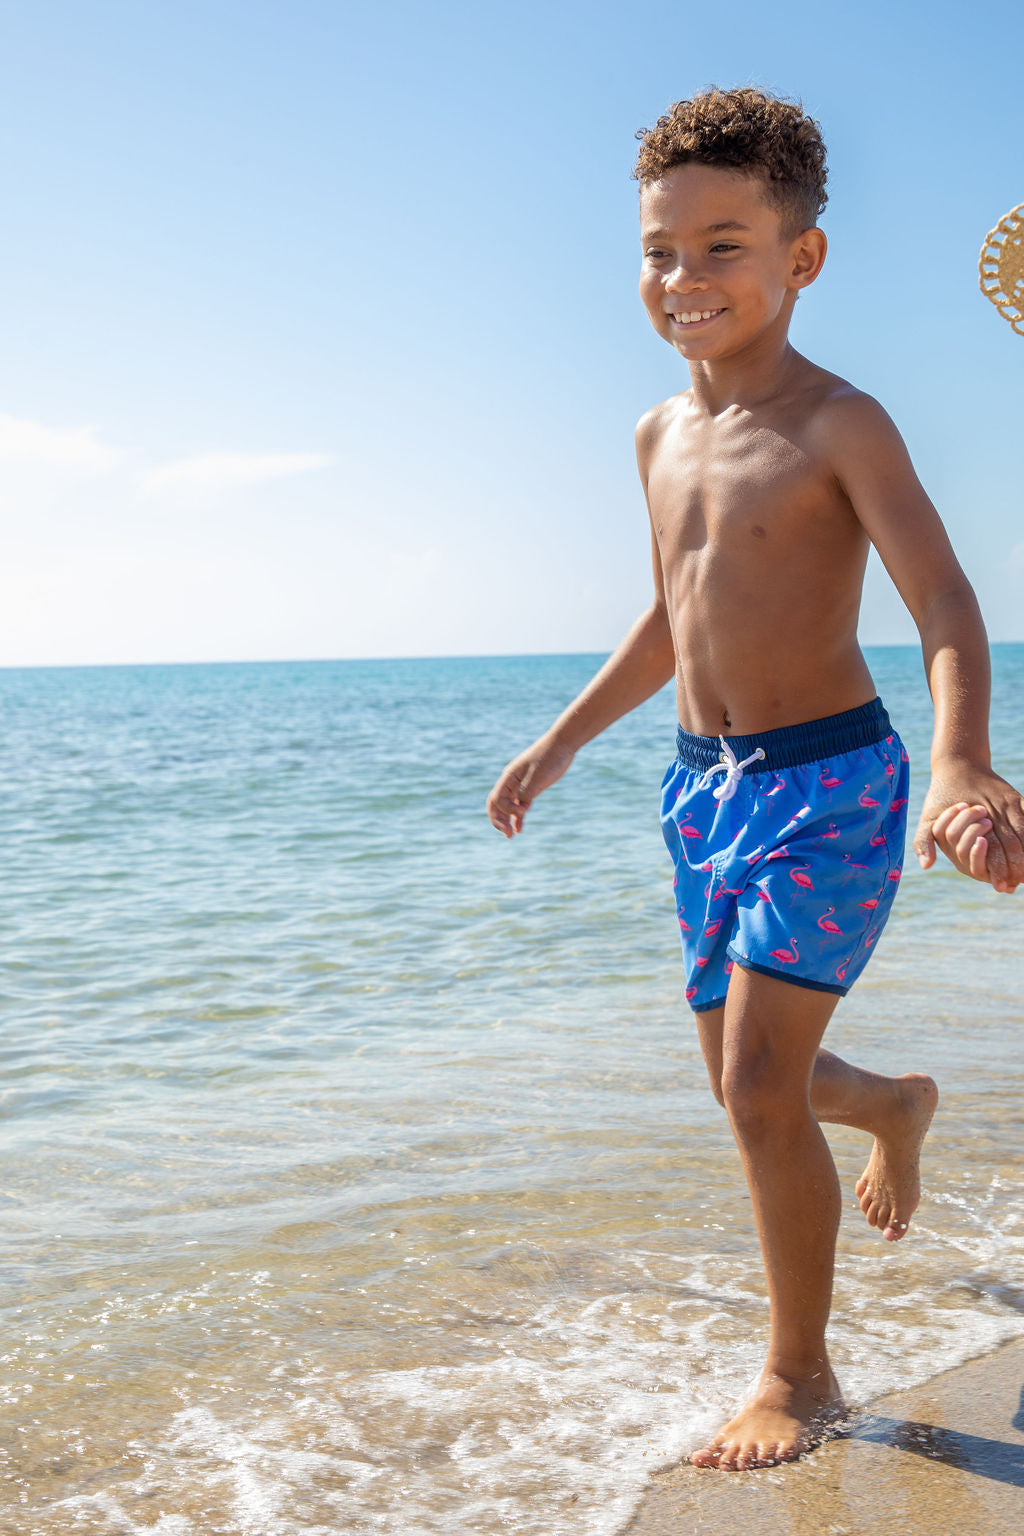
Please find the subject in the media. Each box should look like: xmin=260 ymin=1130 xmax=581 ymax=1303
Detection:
xmin=695 ymin=1009 xmax=938 ymax=1242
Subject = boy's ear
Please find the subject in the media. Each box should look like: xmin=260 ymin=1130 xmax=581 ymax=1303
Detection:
xmin=790 ymin=227 xmax=827 ymax=290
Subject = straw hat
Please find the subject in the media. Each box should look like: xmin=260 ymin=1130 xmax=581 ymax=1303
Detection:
xmin=979 ymin=203 xmax=1024 ymax=335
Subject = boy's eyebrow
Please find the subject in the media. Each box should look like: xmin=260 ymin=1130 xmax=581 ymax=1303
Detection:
xmin=641 ymin=220 xmax=752 ymax=239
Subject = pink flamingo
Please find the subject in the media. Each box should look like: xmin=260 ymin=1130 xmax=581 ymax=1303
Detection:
xmin=869 ymin=829 xmax=888 ymax=847
xmin=699 ymin=859 xmax=714 ymax=873
xmin=713 ymin=883 xmax=745 ymax=902
xmin=884 ymin=762 xmax=895 ymax=777
xmin=864 ymin=927 xmax=879 ymax=948
xmin=765 ymin=777 xmax=787 ymax=797
xmin=888 ymin=866 xmax=902 ymax=882
xmin=790 ymin=864 xmax=814 ymax=891
xmin=858 ymin=897 xmax=879 ymax=910
xmin=744 ymin=844 xmax=767 ymax=865
xmin=819 ymin=768 xmax=842 ymax=789
xmin=858 ymin=786 xmax=880 ymax=809
xmin=769 ymin=936 xmax=799 ymax=965
xmin=724 ymin=958 xmax=735 ymax=975
xmin=756 ymin=884 xmax=772 ymax=903
xmin=836 ymin=960 xmax=849 ymax=983
xmin=678 ymin=914 xmax=691 ymax=931
xmin=677 ymin=813 xmax=702 ymax=840
xmin=815 ymin=823 xmax=841 ymax=842
xmin=843 ymin=853 xmax=869 ymax=872
xmin=764 ymin=844 xmax=791 ymax=863
xmin=695 ymin=954 xmax=709 ymax=968
xmin=685 ymin=985 xmax=697 ymax=1001
xmin=817 ymin=907 xmax=843 ymax=935
xmin=890 ymin=798 xmax=908 ymax=813
xmin=779 ymin=805 xmax=812 ymax=839
xmin=705 ymin=919 xmax=723 ymax=937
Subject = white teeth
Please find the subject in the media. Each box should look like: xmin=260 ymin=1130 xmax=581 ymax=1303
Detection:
xmin=675 ymin=309 xmax=718 ymax=324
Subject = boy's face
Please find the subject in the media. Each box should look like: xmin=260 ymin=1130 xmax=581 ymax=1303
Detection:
xmin=638 ymin=162 xmax=824 ymax=363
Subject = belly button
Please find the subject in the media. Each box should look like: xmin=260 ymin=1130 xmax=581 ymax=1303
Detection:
xmin=751 ymin=525 xmax=766 ymax=539
xmin=723 ymin=711 xmax=732 ymax=729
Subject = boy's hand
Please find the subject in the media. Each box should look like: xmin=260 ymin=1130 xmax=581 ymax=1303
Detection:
xmin=486 ymin=737 xmax=576 ymax=838
xmin=914 ymin=766 xmax=1024 ymax=892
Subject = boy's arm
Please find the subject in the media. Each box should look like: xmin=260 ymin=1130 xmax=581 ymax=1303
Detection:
xmin=825 ymin=394 xmax=1024 ymax=892
xmin=486 ymin=530 xmax=675 ymax=836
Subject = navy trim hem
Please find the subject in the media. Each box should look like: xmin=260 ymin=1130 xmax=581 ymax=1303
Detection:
xmin=728 ymin=952 xmax=848 ymax=997
xmin=691 ymin=995 xmax=727 ymax=1014
xmin=674 ymin=697 xmax=892 ymax=776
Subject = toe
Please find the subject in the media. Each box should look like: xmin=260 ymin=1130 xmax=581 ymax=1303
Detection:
xmin=864 ymin=1199 xmax=880 ymax=1228
xmin=690 ymin=1442 xmax=723 ymax=1468
xmin=855 ymin=1174 xmax=870 ymax=1200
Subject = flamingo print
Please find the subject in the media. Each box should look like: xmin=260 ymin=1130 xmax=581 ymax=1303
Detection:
xmin=676 ymin=813 xmax=702 ymax=840
xmin=858 ymin=786 xmax=881 ymax=809
xmin=685 ymin=985 xmax=697 ymax=1002
xmin=887 ymin=866 xmax=902 ymax=882
xmin=778 ymin=805 xmax=813 ymax=839
xmin=678 ymin=914 xmax=691 ymax=931
xmin=817 ymin=907 xmax=843 ymax=935
xmin=764 ymin=776 xmax=787 ymax=797
xmin=790 ymin=864 xmax=814 ymax=891
xmin=869 ymin=829 xmax=888 ymax=847
xmin=890 ymin=798 xmax=908 ymax=813
xmin=705 ymin=919 xmax=723 ymax=937
xmin=819 ymin=769 xmax=842 ymax=789
xmin=815 ymin=823 xmax=841 ymax=842
xmin=769 ymin=936 xmax=799 ymax=965
xmin=858 ymin=897 xmax=879 ymax=910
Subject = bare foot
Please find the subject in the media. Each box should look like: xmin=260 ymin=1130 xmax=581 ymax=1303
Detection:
xmin=691 ymin=1366 xmax=846 ymax=1470
xmin=855 ymin=1072 xmax=938 ymax=1241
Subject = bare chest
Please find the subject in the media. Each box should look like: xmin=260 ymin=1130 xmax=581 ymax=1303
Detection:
xmin=648 ymin=421 xmax=844 ymax=560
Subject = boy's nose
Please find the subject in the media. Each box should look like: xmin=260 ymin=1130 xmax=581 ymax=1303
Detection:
xmin=665 ymin=263 xmax=707 ymax=293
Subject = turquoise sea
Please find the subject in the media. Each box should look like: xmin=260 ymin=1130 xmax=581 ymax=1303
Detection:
xmin=1 ymin=648 xmax=1023 ymax=1534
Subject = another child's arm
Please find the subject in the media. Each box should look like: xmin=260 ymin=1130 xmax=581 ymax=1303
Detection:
xmin=825 ymin=394 xmax=1024 ymax=893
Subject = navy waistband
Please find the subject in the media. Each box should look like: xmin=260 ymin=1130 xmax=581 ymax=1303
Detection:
xmin=674 ymin=697 xmax=892 ymax=776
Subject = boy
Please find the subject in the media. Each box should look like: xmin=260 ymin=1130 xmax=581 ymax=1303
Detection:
xmin=486 ymin=88 xmax=1024 ymax=1471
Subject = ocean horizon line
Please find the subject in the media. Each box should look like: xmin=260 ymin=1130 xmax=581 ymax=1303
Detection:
xmin=2 ymin=638 xmax=1010 ymax=676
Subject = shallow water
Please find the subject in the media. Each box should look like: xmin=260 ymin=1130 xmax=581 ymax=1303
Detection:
xmin=1 ymin=649 xmax=1022 ymax=1534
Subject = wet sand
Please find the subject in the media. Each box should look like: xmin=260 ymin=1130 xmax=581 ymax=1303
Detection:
xmin=625 ymin=1335 xmax=1024 ymax=1536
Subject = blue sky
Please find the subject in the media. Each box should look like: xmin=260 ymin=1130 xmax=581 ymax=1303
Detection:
xmin=0 ymin=0 xmax=1020 ymax=666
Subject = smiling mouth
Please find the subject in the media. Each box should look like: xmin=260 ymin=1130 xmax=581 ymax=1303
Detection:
xmin=670 ymin=308 xmax=724 ymax=326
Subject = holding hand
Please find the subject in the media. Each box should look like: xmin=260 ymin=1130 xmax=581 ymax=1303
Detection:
xmin=913 ymin=766 xmax=1024 ymax=893
xmin=486 ymin=737 xmax=576 ymax=838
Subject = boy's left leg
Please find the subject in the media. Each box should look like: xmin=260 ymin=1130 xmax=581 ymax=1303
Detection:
xmin=692 ymin=965 xmax=846 ymax=1471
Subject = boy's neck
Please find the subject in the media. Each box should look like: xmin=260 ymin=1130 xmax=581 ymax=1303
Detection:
xmin=686 ymin=330 xmax=806 ymax=416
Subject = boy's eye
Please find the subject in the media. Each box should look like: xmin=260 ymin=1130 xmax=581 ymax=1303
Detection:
xmin=710 ymin=243 xmax=740 ymax=254
xmin=644 ymin=248 xmax=671 ymax=260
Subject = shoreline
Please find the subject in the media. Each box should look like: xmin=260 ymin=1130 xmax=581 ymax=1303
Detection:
xmin=624 ymin=1333 xmax=1024 ymax=1536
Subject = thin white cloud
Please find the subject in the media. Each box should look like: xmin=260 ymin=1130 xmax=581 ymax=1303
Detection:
xmin=0 ymin=414 xmax=122 ymax=473
xmin=144 ymin=451 xmax=334 ymax=497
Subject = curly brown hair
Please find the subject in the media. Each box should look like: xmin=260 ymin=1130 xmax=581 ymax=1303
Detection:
xmin=633 ymin=87 xmax=828 ymax=235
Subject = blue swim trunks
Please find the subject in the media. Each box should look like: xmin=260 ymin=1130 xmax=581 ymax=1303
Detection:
xmin=660 ymin=698 xmax=909 ymax=1013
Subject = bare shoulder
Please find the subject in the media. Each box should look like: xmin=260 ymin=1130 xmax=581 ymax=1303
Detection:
xmin=799 ymin=370 xmax=908 ymax=470
xmin=635 ymin=393 xmax=686 ymax=478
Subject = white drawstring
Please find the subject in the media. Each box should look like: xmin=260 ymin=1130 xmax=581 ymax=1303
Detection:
xmin=697 ymin=737 xmax=766 ymax=802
